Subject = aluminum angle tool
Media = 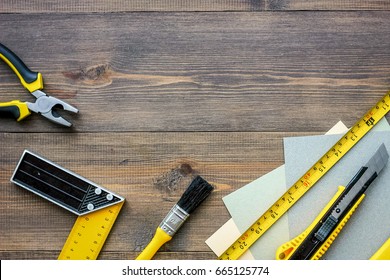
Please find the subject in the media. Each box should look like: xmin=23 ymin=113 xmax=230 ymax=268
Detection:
xmin=11 ymin=150 xmax=124 ymax=215
xmin=0 ymin=43 xmax=78 ymax=127
xmin=276 ymin=143 xmax=389 ymax=260
xmin=11 ymin=150 xmax=125 ymax=259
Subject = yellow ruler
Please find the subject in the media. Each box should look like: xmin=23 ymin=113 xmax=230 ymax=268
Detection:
xmin=219 ymin=91 xmax=390 ymax=260
xmin=11 ymin=150 xmax=125 ymax=260
xmin=58 ymin=201 xmax=124 ymax=260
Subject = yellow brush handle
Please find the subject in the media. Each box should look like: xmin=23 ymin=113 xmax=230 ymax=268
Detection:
xmin=0 ymin=100 xmax=31 ymax=121
xmin=370 ymin=238 xmax=390 ymax=260
xmin=136 ymin=227 xmax=172 ymax=260
xmin=276 ymin=186 xmax=346 ymax=260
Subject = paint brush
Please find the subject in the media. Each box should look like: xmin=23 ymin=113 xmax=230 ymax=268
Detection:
xmin=136 ymin=175 xmax=214 ymax=260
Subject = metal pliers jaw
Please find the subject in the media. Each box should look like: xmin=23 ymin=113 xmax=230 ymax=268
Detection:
xmin=0 ymin=43 xmax=78 ymax=127
xmin=26 ymin=90 xmax=79 ymax=127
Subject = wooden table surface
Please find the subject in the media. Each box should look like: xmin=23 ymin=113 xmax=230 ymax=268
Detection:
xmin=1 ymin=1 xmax=390 ymax=260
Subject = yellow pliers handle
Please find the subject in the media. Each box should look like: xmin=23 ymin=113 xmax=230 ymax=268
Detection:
xmin=0 ymin=43 xmax=43 ymax=93
xmin=0 ymin=43 xmax=43 ymax=121
xmin=0 ymin=100 xmax=31 ymax=121
xmin=1 ymin=43 xmax=78 ymax=126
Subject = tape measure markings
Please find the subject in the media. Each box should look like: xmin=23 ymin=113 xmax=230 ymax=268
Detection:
xmin=219 ymin=91 xmax=390 ymax=260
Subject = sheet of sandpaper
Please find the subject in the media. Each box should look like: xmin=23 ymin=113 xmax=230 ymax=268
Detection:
xmin=216 ymin=121 xmax=349 ymax=259
xmin=221 ymin=166 xmax=288 ymax=259
xmin=284 ymin=126 xmax=390 ymax=259
xmin=212 ymin=119 xmax=389 ymax=259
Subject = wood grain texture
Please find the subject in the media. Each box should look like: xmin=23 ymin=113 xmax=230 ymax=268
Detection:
xmin=1 ymin=3 xmax=390 ymax=260
xmin=1 ymin=0 xmax=389 ymax=12
xmin=0 ymin=250 xmax=217 ymax=260
xmin=1 ymin=12 xmax=389 ymax=133
xmin=0 ymin=131 xmax=288 ymax=259
xmin=0 ymin=0 xmax=264 ymax=13
xmin=267 ymin=0 xmax=390 ymax=10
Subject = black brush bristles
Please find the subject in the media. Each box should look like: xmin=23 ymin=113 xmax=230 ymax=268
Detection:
xmin=177 ymin=176 xmax=214 ymax=214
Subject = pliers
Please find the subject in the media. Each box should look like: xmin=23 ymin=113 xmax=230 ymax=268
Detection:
xmin=0 ymin=43 xmax=78 ymax=127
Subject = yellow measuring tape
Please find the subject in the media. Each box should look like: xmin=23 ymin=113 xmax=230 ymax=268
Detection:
xmin=370 ymin=238 xmax=390 ymax=260
xmin=219 ymin=91 xmax=390 ymax=260
xmin=58 ymin=201 xmax=124 ymax=260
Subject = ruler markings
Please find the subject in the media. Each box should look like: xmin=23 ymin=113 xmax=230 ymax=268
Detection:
xmin=219 ymin=92 xmax=390 ymax=260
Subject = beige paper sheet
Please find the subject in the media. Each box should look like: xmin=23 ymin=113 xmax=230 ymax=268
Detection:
xmin=206 ymin=121 xmax=349 ymax=259
xmin=207 ymin=118 xmax=390 ymax=259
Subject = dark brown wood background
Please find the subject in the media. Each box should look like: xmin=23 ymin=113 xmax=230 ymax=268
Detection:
xmin=1 ymin=1 xmax=389 ymax=260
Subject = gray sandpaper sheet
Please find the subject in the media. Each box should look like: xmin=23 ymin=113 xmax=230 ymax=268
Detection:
xmin=284 ymin=129 xmax=390 ymax=259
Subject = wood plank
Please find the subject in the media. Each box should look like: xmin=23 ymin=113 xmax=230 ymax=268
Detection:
xmin=0 ymin=131 xmax=290 ymax=259
xmin=0 ymin=250 xmax=217 ymax=260
xmin=0 ymin=0 xmax=264 ymax=13
xmin=266 ymin=0 xmax=390 ymax=11
xmin=1 ymin=0 xmax=389 ymax=12
xmin=1 ymin=12 xmax=389 ymax=133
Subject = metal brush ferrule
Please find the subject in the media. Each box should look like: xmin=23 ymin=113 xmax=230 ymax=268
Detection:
xmin=159 ymin=204 xmax=190 ymax=237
